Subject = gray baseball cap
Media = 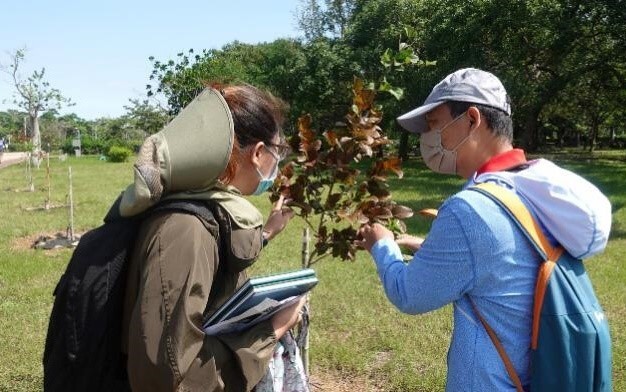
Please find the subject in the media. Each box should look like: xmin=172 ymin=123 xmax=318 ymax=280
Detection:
xmin=397 ymin=68 xmax=511 ymax=133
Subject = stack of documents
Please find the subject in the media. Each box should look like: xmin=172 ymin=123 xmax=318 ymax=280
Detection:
xmin=203 ymin=268 xmax=318 ymax=335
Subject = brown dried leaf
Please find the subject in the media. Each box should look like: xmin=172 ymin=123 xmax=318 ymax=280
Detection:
xmin=324 ymin=130 xmax=340 ymax=147
xmin=298 ymin=114 xmax=315 ymax=142
xmin=367 ymin=205 xmax=393 ymax=220
xmin=334 ymin=167 xmax=359 ymax=185
xmin=392 ymin=204 xmax=414 ymax=219
xmin=373 ymin=157 xmax=404 ymax=179
xmin=360 ymin=143 xmax=373 ymax=157
xmin=352 ymin=77 xmax=376 ymax=112
xmin=419 ymin=208 xmax=438 ymax=218
xmin=280 ymin=162 xmax=295 ymax=179
xmin=367 ymin=179 xmax=391 ymax=199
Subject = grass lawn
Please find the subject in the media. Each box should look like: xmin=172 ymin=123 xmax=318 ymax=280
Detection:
xmin=0 ymin=151 xmax=624 ymax=391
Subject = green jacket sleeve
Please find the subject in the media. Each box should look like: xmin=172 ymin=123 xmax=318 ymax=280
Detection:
xmin=126 ymin=212 xmax=277 ymax=392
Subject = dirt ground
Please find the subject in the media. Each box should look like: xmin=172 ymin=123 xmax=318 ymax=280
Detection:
xmin=309 ymin=373 xmax=366 ymax=391
xmin=309 ymin=370 xmax=383 ymax=391
xmin=0 ymin=151 xmax=27 ymax=169
xmin=10 ymin=231 xmax=80 ymax=252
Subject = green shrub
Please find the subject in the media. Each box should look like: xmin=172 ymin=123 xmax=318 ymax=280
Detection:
xmin=107 ymin=145 xmax=133 ymax=162
xmin=81 ymin=136 xmax=108 ymax=154
xmin=7 ymin=141 xmax=31 ymax=152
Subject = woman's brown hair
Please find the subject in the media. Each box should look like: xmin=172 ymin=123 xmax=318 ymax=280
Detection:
xmin=211 ymin=83 xmax=287 ymax=183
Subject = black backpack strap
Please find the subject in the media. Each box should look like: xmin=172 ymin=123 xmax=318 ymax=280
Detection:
xmin=103 ymin=196 xmax=216 ymax=225
xmin=149 ymin=199 xmax=215 ymax=225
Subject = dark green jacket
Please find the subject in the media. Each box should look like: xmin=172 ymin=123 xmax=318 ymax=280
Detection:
xmin=122 ymin=202 xmax=276 ymax=392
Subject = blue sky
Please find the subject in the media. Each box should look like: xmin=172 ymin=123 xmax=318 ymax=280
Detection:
xmin=0 ymin=0 xmax=301 ymax=119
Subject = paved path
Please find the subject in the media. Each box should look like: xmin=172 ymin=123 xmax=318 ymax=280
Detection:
xmin=0 ymin=152 xmax=28 ymax=169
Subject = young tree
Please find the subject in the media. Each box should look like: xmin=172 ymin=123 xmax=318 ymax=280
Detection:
xmin=2 ymin=49 xmax=72 ymax=161
xmin=123 ymin=98 xmax=170 ymax=135
xmin=272 ymin=78 xmax=413 ymax=264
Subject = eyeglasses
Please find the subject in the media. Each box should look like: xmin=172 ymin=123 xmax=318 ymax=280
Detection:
xmin=266 ymin=141 xmax=291 ymax=161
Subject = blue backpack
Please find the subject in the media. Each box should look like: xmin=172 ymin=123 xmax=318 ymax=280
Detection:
xmin=470 ymin=182 xmax=612 ymax=392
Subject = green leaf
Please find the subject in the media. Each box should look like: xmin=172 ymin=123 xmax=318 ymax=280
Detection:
xmin=380 ymin=48 xmax=392 ymax=68
xmin=387 ymin=86 xmax=403 ymax=100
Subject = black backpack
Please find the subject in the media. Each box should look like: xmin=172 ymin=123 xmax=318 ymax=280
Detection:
xmin=43 ymin=198 xmax=216 ymax=392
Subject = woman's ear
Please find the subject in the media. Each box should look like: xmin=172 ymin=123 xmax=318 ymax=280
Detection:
xmin=250 ymin=141 xmax=265 ymax=167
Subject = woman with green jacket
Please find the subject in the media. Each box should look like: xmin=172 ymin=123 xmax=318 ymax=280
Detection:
xmin=120 ymin=84 xmax=304 ymax=392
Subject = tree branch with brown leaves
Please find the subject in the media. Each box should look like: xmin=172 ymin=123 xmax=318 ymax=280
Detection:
xmin=271 ymin=77 xmax=413 ymax=264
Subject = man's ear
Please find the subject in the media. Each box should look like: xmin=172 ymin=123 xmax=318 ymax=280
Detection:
xmin=467 ymin=106 xmax=481 ymax=131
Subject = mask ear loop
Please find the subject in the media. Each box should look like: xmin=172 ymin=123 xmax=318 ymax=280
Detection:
xmin=440 ymin=112 xmax=470 ymax=151
xmin=263 ymin=144 xmax=281 ymax=162
xmin=439 ymin=112 xmax=467 ymax=135
xmin=255 ymin=144 xmax=280 ymax=180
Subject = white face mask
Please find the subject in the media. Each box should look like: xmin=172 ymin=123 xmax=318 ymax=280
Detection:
xmin=419 ymin=113 xmax=471 ymax=174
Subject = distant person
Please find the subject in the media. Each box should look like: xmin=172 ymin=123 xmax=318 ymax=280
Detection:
xmin=120 ymin=85 xmax=306 ymax=391
xmin=0 ymin=138 xmax=5 ymax=163
xmin=358 ymin=68 xmax=612 ymax=391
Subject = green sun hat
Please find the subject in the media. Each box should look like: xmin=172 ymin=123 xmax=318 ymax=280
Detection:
xmin=119 ymin=88 xmax=234 ymax=216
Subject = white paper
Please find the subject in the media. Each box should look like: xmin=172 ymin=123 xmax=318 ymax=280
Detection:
xmin=203 ymin=295 xmax=302 ymax=335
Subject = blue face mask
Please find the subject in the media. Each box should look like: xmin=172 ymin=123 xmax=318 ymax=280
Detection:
xmin=253 ymin=145 xmax=280 ymax=195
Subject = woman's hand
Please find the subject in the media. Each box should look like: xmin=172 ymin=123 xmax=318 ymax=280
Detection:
xmin=271 ymin=296 xmax=307 ymax=339
xmin=263 ymin=194 xmax=294 ymax=241
xmin=395 ymin=234 xmax=424 ymax=253
xmin=356 ymin=223 xmax=394 ymax=252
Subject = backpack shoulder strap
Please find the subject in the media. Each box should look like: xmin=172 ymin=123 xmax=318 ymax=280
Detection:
xmin=470 ymin=182 xmax=560 ymax=260
xmin=149 ymin=199 xmax=215 ymax=225
xmin=471 ymin=182 xmax=564 ymax=346
xmin=467 ymin=297 xmax=524 ymax=392
xmin=103 ymin=196 xmax=216 ymax=227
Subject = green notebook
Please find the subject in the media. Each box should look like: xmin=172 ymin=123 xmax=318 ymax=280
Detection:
xmin=203 ymin=268 xmax=318 ymax=335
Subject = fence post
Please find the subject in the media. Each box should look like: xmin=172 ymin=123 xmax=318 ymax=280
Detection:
xmin=67 ymin=166 xmax=75 ymax=241
xmin=300 ymin=227 xmax=311 ymax=377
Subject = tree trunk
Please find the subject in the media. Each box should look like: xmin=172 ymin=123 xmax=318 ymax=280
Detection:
xmin=31 ymin=113 xmax=41 ymax=152
xmin=30 ymin=112 xmax=42 ymax=168
xmin=398 ymin=131 xmax=409 ymax=160
xmin=610 ymin=127 xmax=616 ymax=146
xmin=23 ymin=116 xmax=29 ymax=137
xmin=521 ymin=108 xmax=540 ymax=152
xmin=588 ymin=115 xmax=599 ymax=153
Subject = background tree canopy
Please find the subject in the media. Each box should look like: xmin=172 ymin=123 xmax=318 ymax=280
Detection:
xmin=144 ymin=0 xmax=626 ymax=154
xmin=1 ymin=0 xmax=624 ymax=155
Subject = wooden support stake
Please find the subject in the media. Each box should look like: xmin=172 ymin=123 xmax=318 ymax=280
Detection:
xmin=26 ymin=152 xmax=34 ymax=192
xmin=45 ymin=150 xmax=51 ymax=209
xmin=300 ymin=227 xmax=311 ymax=377
xmin=67 ymin=166 xmax=75 ymax=241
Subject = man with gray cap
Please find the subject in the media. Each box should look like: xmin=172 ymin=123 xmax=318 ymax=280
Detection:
xmin=358 ymin=68 xmax=611 ymax=391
